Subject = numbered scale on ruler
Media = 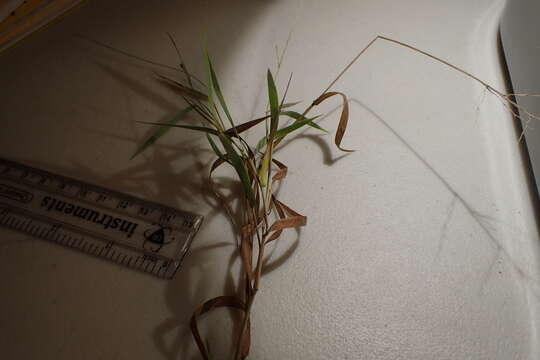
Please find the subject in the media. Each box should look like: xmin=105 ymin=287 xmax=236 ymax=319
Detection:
xmin=0 ymin=158 xmax=203 ymax=279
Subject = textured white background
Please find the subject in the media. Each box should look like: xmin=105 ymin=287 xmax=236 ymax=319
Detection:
xmin=1 ymin=0 xmax=539 ymax=359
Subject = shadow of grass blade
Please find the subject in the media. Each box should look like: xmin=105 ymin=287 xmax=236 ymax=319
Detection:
xmin=131 ymin=106 xmax=194 ymax=159
xmin=136 ymin=121 xmax=219 ymax=135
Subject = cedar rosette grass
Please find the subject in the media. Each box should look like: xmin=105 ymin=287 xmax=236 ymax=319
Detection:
xmin=133 ymin=35 xmax=537 ymax=360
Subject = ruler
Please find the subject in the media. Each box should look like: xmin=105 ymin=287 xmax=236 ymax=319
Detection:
xmin=0 ymin=0 xmax=88 ymax=53
xmin=0 ymin=157 xmax=203 ymax=279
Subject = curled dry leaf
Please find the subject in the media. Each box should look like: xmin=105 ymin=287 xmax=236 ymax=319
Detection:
xmin=312 ymin=91 xmax=354 ymax=152
xmin=264 ymin=197 xmax=287 ymax=244
xmin=190 ymin=296 xmax=249 ymax=360
xmin=271 ymin=158 xmax=288 ymax=181
xmin=267 ymin=215 xmax=307 ymax=233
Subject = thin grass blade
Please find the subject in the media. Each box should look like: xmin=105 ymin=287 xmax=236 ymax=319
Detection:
xmin=206 ymin=52 xmax=235 ymax=128
xmin=206 ymin=133 xmax=224 ymax=158
xmin=281 ymin=101 xmax=302 ymax=109
xmin=224 ymin=115 xmax=269 ymax=137
xmin=267 ymin=69 xmax=280 ymax=137
xmin=255 ymin=115 xmax=322 ymax=152
xmin=218 ymin=134 xmax=256 ymax=205
xmin=281 ymin=110 xmax=328 ymax=132
xmin=204 ymin=50 xmax=224 ymax=130
xmin=154 ymin=72 xmax=208 ymax=101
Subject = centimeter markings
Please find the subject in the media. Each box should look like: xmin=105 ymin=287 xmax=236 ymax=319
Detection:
xmin=0 ymin=157 xmax=197 ymax=229
xmin=0 ymin=203 xmax=179 ymax=279
xmin=0 ymin=158 xmax=204 ymax=279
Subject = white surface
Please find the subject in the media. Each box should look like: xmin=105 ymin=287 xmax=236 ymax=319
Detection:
xmin=1 ymin=0 xmax=539 ymax=359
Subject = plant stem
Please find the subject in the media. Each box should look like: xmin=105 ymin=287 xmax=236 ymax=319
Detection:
xmin=235 ymin=224 xmax=267 ymax=360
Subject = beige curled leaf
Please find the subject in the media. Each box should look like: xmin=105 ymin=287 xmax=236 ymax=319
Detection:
xmin=265 ymin=198 xmax=287 ymax=244
xmin=274 ymin=199 xmax=303 ymax=217
xmin=271 ymin=158 xmax=288 ymax=181
xmin=190 ymin=296 xmax=248 ymax=360
xmin=312 ymin=91 xmax=354 ymax=152
xmin=267 ymin=216 xmax=307 ymax=233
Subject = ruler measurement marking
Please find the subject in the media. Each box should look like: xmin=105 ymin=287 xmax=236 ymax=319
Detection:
xmin=1 ymin=171 xmax=193 ymax=232
xmin=22 ymin=219 xmax=32 ymax=232
xmin=144 ymin=260 xmax=151 ymax=272
xmin=0 ymin=158 xmax=203 ymax=279
xmin=11 ymin=217 xmax=21 ymax=228
xmin=38 ymin=227 xmax=47 ymax=238
xmin=0 ymin=203 xmax=172 ymax=261
xmin=6 ymin=215 xmax=15 ymax=227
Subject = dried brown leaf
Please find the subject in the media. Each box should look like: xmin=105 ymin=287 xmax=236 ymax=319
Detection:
xmin=225 ymin=115 xmax=269 ymax=137
xmin=190 ymin=296 xmax=248 ymax=360
xmin=267 ymin=216 xmax=306 ymax=233
xmin=265 ymin=198 xmax=287 ymax=244
xmin=271 ymin=158 xmax=288 ymax=181
xmin=312 ymin=91 xmax=354 ymax=152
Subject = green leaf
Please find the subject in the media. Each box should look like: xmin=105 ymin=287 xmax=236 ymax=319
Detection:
xmin=136 ymin=121 xmax=218 ymax=135
xmin=131 ymin=106 xmax=193 ymax=159
xmin=255 ymin=137 xmax=268 ymax=153
xmin=255 ymin=115 xmax=322 ymax=152
xmin=206 ymin=133 xmax=224 ymax=158
xmin=204 ymin=49 xmax=223 ymax=130
xmin=206 ymin=52 xmax=235 ymax=128
xmin=281 ymin=101 xmax=302 ymax=109
xmin=218 ymin=134 xmax=256 ymax=205
xmin=276 ymin=116 xmax=321 ymax=138
xmin=281 ymin=111 xmax=328 ymax=133
xmin=267 ymin=69 xmax=280 ymax=138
